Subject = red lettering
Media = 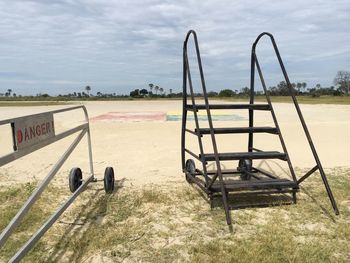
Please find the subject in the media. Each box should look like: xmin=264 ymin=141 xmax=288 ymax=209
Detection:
xmin=25 ymin=128 xmax=29 ymax=141
xmin=36 ymin=125 xmax=41 ymax=136
xmin=30 ymin=127 xmax=35 ymax=139
xmin=41 ymin=123 xmax=46 ymax=135
xmin=46 ymin=122 xmax=50 ymax=133
xmin=16 ymin=130 xmax=23 ymax=143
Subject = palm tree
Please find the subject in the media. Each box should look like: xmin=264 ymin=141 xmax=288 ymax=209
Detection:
xmin=169 ymin=89 xmax=173 ymax=94
xmin=148 ymin=83 xmax=154 ymax=93
xmin=7 ymin=89 xmax=12 ymax=96
xmin=302 ymin=82 xmax=307 ymax=91
xmin=296 ymin=82 xmax=302 ymax=93
xmin=159 ymin=87 xmax=164 ymax=95
xmin=154 ymin=85 xmax=159 ymax=95
xmin=85 ymin=86 xmax=91 ymax=96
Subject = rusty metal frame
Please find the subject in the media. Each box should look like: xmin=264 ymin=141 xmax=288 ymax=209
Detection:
xmin=251 ymin=32 xmax=339 ymax=215
xmin=181 ymin=30 xmax=339 ymax=227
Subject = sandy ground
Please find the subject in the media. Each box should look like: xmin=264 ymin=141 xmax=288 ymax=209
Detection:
xmin=0 ymin=100 xmax=349 ymax=187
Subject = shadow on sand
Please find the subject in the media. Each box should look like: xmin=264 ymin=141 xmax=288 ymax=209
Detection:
xmin=48 ymin=178 xmax=126 ymax=262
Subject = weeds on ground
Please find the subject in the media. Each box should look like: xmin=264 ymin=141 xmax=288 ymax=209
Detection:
xmin=0 ymin=168 xmax=349 ymax=262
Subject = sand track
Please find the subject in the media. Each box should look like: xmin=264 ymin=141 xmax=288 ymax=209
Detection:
xmin=0 ymin=100 xmax=349 ymax=187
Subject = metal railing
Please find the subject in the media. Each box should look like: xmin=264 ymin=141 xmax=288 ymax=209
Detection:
xmin=0 ymin=105 xmax=96 ymax=262
xmin=181 ymin=30 xmax=231 ymax=225
xmin=251 ymin=32 xmax=339 ymax=215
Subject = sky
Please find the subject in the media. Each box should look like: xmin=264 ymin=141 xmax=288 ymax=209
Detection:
xmin=0 ymin=0 xmax=349 ymax=96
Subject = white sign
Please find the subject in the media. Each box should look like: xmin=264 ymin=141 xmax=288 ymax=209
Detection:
xmin=13 ymin=113 xmax=55 ymax=150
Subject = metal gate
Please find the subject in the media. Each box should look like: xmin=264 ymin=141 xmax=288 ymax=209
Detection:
xmin=0 ymin=105 xmax=115 ymax=262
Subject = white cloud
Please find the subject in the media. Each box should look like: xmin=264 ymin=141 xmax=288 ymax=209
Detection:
xmin=0 ymin=0 xmax=349 ymax=95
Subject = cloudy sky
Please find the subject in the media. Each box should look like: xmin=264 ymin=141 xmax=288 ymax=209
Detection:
xmin=0 ymin=0 xmax=349 ymax=95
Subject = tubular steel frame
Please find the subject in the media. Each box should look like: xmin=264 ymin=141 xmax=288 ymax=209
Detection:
xmin=251 ymin=32 xmax=339 ymax=215
xmin=181 ymin=30 xmax=231 ymax=224
xmin=0 ymin=105 xmax=96 ymax=262
xmin=181 ymin=30 xmax=339 ymax=226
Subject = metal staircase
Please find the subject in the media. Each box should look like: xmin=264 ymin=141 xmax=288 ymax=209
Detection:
xmin=181 ymin=30 xmax=339 ymax=226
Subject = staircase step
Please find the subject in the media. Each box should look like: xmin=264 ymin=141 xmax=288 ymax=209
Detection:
xmin=196 ymin=127 xmax=278 ymax=135
xmin=200 ymin=151 xmax=287 ymax=161
xmin=186 ymin=104 xmax=271 ymax=111
xmin=211 ymin=178 xmax=298 ymax=192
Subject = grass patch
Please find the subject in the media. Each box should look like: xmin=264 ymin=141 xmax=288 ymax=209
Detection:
xmin=0 ymin=182 xmax=67 ymax=261
xmin=0 ymin=169 xmax=349 ymax=262
xmin=224 ymin=95 xmax=350 ymax=105
xmin=0 ymin=101 xmax=72 ymax=107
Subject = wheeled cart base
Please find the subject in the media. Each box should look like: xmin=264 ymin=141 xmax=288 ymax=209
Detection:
xmin=0 ymin=106 xmax=116 ymax=262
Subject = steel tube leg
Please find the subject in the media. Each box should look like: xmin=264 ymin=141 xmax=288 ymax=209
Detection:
xmin=0 ymin=129 xmax=87 ymax=248
xmin=82 ymin=106 xmax=95 ymax=180
xmin=9 ymin=175 xmax=94 ymax=263
xmin=319 ymin=167 xmax=339 ymax=215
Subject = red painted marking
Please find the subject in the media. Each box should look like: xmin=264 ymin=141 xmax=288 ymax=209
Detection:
xmin=17 ymin=130 xmax=23 ymax=143
xmin=91 ymin=112 xmax=166 ymax=122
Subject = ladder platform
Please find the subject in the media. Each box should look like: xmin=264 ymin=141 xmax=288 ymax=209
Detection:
xmin=200 ymin=151 xmax=287 ymax=161
xmin=196 ymin=127 xmax=278 ymax=135
xmin=186 ymin=104 xmax=271 ymax=111
xmin=210 ymin=178 xmax=298 ymax=192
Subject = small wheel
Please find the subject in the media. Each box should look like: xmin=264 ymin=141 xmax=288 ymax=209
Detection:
xmin=238 ymin=159 xmax=252 ymax=181
xmin=104 ymin=167 xmax=115 ymax=194
xmin=185 ymin=159 xmax=196 ymax=183
xmin=69 ymin=167 xmax=82 ymax=193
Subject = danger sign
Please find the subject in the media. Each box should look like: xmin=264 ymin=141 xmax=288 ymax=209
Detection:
xmin=13 ymin=113 xmax=55 ymax=150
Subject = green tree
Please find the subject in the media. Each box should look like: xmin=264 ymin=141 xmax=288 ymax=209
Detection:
xmin=148 ymin=83 xmax=154 ymax=93
xmin=85 ymin=86 xmax=91 ymax=96
xmin=208 ymin=91 xmax=218 ymax=97
xmin=277 ymin=81 xmax=289 ymax=95
xmin=296 ymin=82 xmax=302 ymax=93
xmin=219 ymin=89 xmax=235 ymax=97
xmin=6 ymin=89 xmax=12 ymax=97
xmin=140 ymin=89 xmax=148 ymax=97
xmin=302 ymin=82 xmax=307 ymax=91
xmin=154 ymin=85 xmax=159 ymax=95
xmin=130 ymin=89 xmax=140 ymax=97
xmin=240 ymin=87 xmax=250 ymax=96
xmin=334 ymin=70 xmax=350 ymax=95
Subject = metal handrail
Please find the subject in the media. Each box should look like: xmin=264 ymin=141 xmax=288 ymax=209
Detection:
xmin=251 ymin=33 xmax=339 ymax=215
xmin=182 ymin=30 xmax=231 ymax=224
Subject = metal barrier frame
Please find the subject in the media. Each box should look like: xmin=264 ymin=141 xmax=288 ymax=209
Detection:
xmin=0 ymin=105 xmax=96 ymax=262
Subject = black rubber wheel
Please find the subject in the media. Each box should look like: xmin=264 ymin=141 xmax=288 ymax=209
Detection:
xmin=69 ymin=167 xmax=82 ymax=193
xmin=104 ymin=167 xmax=115 ymax=194
xmin=185 ymin=159 xmax=196 ymax=183
xmin=238 ymin=159 xmax=252 ymax=181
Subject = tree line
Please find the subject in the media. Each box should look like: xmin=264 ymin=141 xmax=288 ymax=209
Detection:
xmin=1 ymin=71 xmax=349 ymax=99
xmin=129 ymin=71 xmax=349 ymax=98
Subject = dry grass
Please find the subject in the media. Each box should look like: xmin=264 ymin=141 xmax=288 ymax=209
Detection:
xmin=223 ymin=95 xmax=350 ymax=105
xmin=0 ymin=168 xmax=349 ymax=262
xmin=0 ymin=101 xmax=71 ymax=107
